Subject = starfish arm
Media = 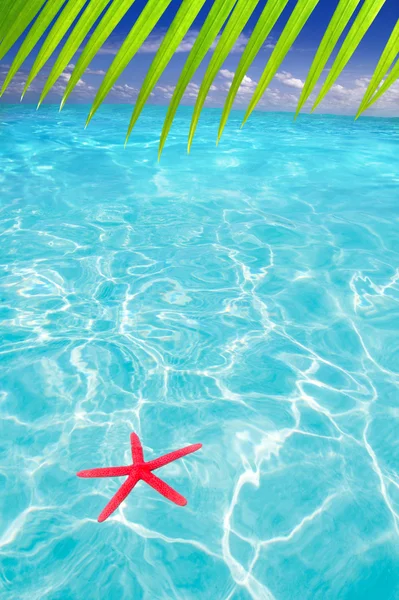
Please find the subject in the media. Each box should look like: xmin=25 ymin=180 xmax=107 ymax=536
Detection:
xmin=77 ymin=466 xmax=132 ymax=478
xmin=130 ymin=433 xmax=144 ymax=464
xmin=98 ymin=472 xmax=141 ymax=522
xmin=146 ymin=443 xmax=202 ymax=471
xmin=141 ymin=470 xmax=187 ymax=507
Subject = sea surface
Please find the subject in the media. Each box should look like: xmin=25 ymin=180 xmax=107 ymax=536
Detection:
xmin=0 ymin=104 xmax=398 ymax=600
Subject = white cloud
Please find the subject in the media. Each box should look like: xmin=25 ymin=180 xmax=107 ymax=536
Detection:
xmin=95 ymin=33 xmax=199 ymax=56
xmin=219 ymin=69 xmax=257 ymax=99
xmin=96 ymin=45 xmax=119 ymax=56
xmin=109 ymin=83 xmax=138 ymax=101
xmin=275 ymin=71 xmax=304 ymax=89
xmin=1 ymin=58 xmax=398 ymax=117
xmin=138 ymin=31 xmax=254 ymax=55
xmin=0 ymin=62 xmax=138 ymax=104
xmin=85 ymin=68 xmax=107 ymax=76
xmin=217 ymin=69 xmax=306 ymax=109
xmin=220 ymin=69 xmax=234 ymax=81
xmin=97 ymin=30 xmax=275 ymax=56
xmin=0 ymin=63 xmax=95 ymax=99
xmin=309 ymin=76 xmax=399 ymax=116
xmin=156 ymin=84 xmax=175 ymax=99
xmin=155 ymin=81 xmax=203 ymax=101
xmin=239 ymin=75 xmax=258 ymax=94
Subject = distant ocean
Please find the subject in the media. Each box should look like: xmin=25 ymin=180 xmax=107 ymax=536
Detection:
xmin=1 ymin=104 xmax=398 ymax=600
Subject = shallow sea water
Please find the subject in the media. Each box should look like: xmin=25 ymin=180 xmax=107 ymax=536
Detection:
xmin=0 ymin=105 xmax=399 ymax=599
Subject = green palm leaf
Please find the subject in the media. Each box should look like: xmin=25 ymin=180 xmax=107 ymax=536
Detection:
xmin=362 ymin=55 xmax=399 ymax=113
xmin=158 ymin=0 xmax=237 ymax=159
xmin=38 ymin=0 xmax=112 ymax=107
xmin=21 ymin=0 xmax=88 ymax=98
xmin=0 ymin=0 xmax=17 ymax=43
xmin=295 ymin=0 xmax=361 ymax=118
xmin=0 ymin=0 xmax=396 ymax=149
xmin=187 ymin=0 xmax=261 ymax=153
xmin=1 ymin=0 xmax=67 ymax=97
xmin=356 ymin=18 xmax=399 ymax=117
xmin=124 ymin=0 xmax=208 ymax=145
xmin=61 ymin=0 xmax=139 ymax=110
xmin=218 ymin=0 xmax=289 ymax=143
xmin=243 ymin=0 xmax=320 ymax=126
xmin=83 ymin=0 xmax=174 ymax=125
xmin=0 ymin=0 xmax=47 ymax=61
xmin=312 ymin=0 xmax=387 ymax=112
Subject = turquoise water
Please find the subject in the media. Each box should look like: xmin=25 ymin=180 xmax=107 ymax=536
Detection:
xmin=1 ymin=104 xmax=399 ymax=599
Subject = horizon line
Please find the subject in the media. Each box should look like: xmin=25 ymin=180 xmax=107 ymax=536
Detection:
xmin=0 ymin=102 xmax=397 ymax=121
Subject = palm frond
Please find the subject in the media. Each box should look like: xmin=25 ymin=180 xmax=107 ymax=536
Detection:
xmin=0 ymin=0 xmax=16 ymax=42
xmin=124 ymin=0 xmax=209 ymax=144
xmin=1 ymin=0 xmax=67 ymax=97
xmin=356 ymin=18 xmax=399 ymax=117
xmin=0 ymin=0 xmax=47 ymax=60
xmin=311 ymin=0 xmax=387 ymax=112
xmin=39 ymin=0 xmax=112 ymax=107
xmin=158 ymin=0 xmax=237 ymax=158
xmin=84 ymin=0 xmax=175 ymax=124
xmin=186 ymin=0 xmax=261 ymax=153
xmin=295 ymin=0 xmax=362 ymax=118
xmin=0 ymin=0 xmax=397 ymax=153
xmin=217 ymin=0 xmax=289 ymax=143
xmin=21 ymin=0 xmax=88 ymax=99
xmin=363 ymin=54 xmax=399 ymax=113
xmin=61 ymin=0 xmax=140 ymax=110
xmin=242 ymin=0 xmax=321 ymax=126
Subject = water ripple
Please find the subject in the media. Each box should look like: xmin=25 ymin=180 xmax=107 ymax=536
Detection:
xmin=0 ymin=105 xmax=398 ymax=599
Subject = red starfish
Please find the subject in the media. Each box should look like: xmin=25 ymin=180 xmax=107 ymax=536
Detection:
xmin=77 ymin=433 xmax=202 ymax=522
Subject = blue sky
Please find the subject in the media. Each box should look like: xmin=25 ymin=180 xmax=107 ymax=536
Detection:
xmin=1 ymin=0 xmax=398 ymax=116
